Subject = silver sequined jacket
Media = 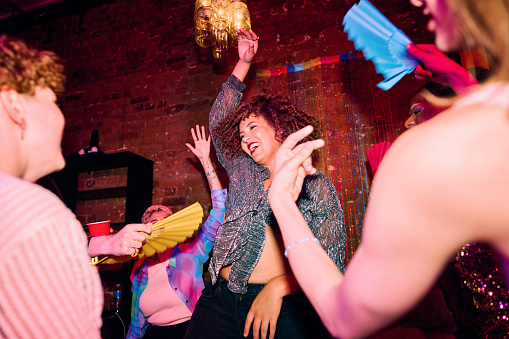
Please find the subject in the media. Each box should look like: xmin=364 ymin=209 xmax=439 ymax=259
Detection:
xmin=209 ymin=74 xmax=346 ymax=294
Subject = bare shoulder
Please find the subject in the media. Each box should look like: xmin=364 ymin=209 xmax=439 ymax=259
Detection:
xmin=340 ymin=100 xmax=509 ymax=321
xmin=373 ymin=103 xmax=509 ymax=250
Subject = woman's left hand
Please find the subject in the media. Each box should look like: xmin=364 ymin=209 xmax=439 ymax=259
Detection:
xmin=243 ymin=279 xmax=284 ymax=339
xmin=406 ymin=44 xmax=479 ymax=94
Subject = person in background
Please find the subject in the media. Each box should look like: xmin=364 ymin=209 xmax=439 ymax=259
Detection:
xmin=405 ymin=81 xmax=457 ymax=129
xmin=267 ymin=0 xmax=509 ymax=337
xmin=185 ymin=29 xmax=345 ymax=339
xmin=127 ymin=125 xmax=226 ymax=339
xmin=0 ymin=35 xmax=103 ymax=338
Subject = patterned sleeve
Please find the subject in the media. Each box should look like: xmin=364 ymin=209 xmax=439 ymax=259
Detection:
xmin=299 ymin=172 xmax=346 ymax=273
xmin=127 ymin=260 xmax=148 ymax=339
xmin=209 ymin=74 xmax=246 ymax=173
xmin=177 ymin=189 xmax=227 ymax=263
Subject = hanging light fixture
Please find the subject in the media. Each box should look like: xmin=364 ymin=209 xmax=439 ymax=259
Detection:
xmin=194 ymin=0 xmax=251 ymax=59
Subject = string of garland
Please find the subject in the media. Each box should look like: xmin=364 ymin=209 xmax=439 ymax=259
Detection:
xmin=256 ymin=51 xmax=364 ymax=78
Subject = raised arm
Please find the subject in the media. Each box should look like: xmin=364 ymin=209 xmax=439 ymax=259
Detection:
xmin=186 ymin=125 xmax=221 ymax=191
xmin=209 ymin=28 xmax=258 ymax=128
xmin=232 ymin=28 xmax=258 ymax=82
xmin=209 ymin=29 xmax=258 ymax=170
xmin=182 ymin=125 xmax=226 ymax=256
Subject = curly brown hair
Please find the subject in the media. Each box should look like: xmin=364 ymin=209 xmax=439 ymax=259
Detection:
xmin=0 ymin=35 xmax=65 ymax=95
xmin=214 ymin=91 xmax=320 ymax=156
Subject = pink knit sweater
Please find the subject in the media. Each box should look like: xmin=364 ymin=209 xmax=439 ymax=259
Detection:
xmin=0 ymin=172 xmax=103 ymax=338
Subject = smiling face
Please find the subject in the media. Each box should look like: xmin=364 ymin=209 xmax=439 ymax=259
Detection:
xmin=410 ymin=0 xmax=461 ymax=52
xmin=239 ymin=114 xmax=282 ymax=169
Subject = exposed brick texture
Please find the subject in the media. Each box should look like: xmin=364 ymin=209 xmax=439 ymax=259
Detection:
xmin=15 ymin=0 xmax=434 ymax=258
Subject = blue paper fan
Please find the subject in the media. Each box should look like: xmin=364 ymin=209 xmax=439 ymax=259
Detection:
xmin=343 ymin=0 xmax=418 ymax=90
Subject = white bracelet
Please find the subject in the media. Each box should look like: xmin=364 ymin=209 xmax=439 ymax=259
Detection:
xmin=205 ymin=169 xmax=216 ymax=177
xmin=284 ymin=237 xmax=321 ymax=258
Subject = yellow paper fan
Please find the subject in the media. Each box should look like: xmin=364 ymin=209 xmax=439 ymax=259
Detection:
xmin=91 ymin=202 xmax=204 ymax=265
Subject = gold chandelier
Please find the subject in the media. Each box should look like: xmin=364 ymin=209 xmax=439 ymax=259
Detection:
xmin=194 ymin=0 xmax=251 ymax=59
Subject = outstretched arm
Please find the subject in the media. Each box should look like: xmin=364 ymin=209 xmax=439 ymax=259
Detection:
xmin=186 ymin=125 xmax=222 ymax=191
xmin=268 ymin=126 xmax=475 ymax=338
xmin=210 ymin=28 xmax=258 ymax=129
xmin=407 ymin=44 xmax=479 ymax=95
xmin=209 ymin=28 xmax=259 ymax=171
xmin=88 ymin=223 xmax=152 ymax=257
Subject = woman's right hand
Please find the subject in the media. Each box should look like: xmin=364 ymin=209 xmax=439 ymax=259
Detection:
xmin=88 ymin=223 xmax=152 ymax=257
xmin=107 ymin=223 xmax=152 ymax=256
xmin=186 ymin=125 xmax=211 ymax=162
xmin=269 ymin=126 xmax=324 ymax=202
xmin=237 ymin=28 xmax=258 ymax=64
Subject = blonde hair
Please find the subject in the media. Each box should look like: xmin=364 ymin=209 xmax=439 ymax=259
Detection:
xmin=0 ymin=35 xmax=65 ymax=95
xmin=446 ymin=0 xmax=509 ymax=81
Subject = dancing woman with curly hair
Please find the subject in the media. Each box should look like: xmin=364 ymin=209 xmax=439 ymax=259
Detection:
xmin=184 ymin=29 xmax=346 ymax=339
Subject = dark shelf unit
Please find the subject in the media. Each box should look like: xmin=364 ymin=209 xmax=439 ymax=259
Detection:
xmin=58 ymin=151 xmax=153 ymax=224
xmin=76 ymin=187 xmax=127 ymax=201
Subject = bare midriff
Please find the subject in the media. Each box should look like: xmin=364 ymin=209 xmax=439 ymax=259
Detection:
xmin=219 ymin=223 xmax=289 ymax=283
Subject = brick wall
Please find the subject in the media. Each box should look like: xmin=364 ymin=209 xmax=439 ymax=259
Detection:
xmin=14 ymin=0 xmax=433 ymax=255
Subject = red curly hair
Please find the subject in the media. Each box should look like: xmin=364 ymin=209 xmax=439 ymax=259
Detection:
xmin=0 ymin=35 xmax=65 ymax=95
xmin=214 ymin=91 xmax=320 ymax=157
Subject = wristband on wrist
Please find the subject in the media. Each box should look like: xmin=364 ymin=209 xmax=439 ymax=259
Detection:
xmin=284 ymin=237 xmax=321 ymax=258
xmin=205 ymin=169 xmax=216 ymax=177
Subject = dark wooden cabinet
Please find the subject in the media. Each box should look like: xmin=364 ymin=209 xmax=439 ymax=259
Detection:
xmin=58 ymin=151 xmax=153 ymax=227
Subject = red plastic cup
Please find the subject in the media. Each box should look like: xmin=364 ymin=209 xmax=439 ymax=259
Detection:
xmin=87 ymin=220 xmax=111 ymax=237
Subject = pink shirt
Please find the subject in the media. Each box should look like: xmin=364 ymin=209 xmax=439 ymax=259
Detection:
xmin=0 ymin=172 xmax=103 ymax=338
xmin=139 ymin=250 xmax=192 ymax=325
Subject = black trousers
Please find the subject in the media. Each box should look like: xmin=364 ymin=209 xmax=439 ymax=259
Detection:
xmin=184 ymin=276 xmax=329 ymax=339
xmin=144 ymin=320 xmax=190 ymax=339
